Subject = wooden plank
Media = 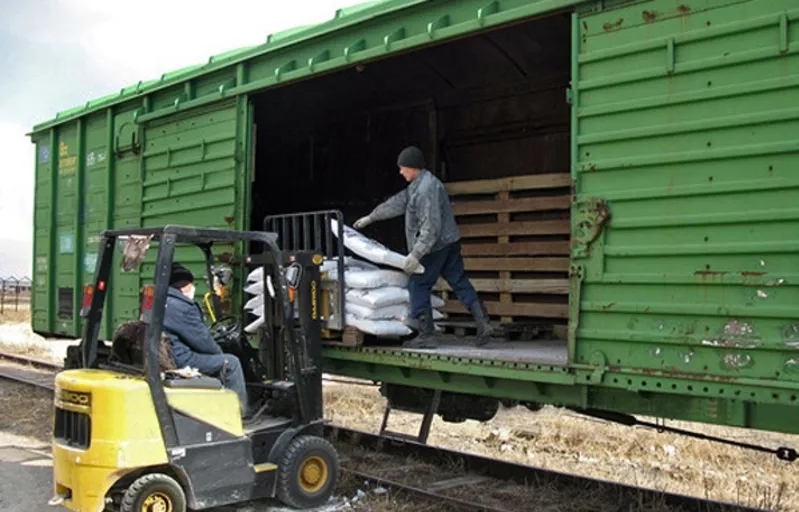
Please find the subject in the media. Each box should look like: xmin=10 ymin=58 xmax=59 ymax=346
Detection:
xmin=452 ymin=195 xmax=571 ymax=216
xmin=436 ymin=278 xmax=569 ymax=294
xmin=341 ymin=327 xmax=364 ymax=347
xmin=461 ymin=241 xmax=570 ymax=256
xmin=459 ymin=220 xmax=570 ymax=238
xmin=446 ymin=173 xmax=571 ymax=196
xmin=497 ymin=190 xmax=512 ymax=323
xmin=464 ymin=257 xmax=570 ymax=272
xmin=441 ymin=300 xmax=569 ymax=319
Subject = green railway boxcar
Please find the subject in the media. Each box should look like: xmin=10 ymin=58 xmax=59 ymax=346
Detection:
xmin=29 ymin=0 xmax=799 ymax=440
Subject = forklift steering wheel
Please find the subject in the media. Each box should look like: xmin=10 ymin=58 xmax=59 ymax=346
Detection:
xmin=211 ymin=315 xmax=242 ymax=344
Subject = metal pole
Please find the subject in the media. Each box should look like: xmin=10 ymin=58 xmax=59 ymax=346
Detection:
xmin=14 ymin=278 xmax=20 ymax=312
xmin=0 ymin=278 xmax=6 ymax=315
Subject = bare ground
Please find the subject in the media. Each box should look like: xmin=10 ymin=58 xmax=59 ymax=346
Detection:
xmin=324 ymin=382 xmax=798 ymax=511
xmin=0 ymin=381 xmax=53 ymax=443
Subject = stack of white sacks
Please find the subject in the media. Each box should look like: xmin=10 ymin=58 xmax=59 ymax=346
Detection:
xmin=242 ymin=220 xmax=446 ymax=338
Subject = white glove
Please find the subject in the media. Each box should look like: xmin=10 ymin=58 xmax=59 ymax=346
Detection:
xmin=402 ymin=254 xmax=422 ymax=274
xmin=353 ymin=216 xmax=373 ymax=230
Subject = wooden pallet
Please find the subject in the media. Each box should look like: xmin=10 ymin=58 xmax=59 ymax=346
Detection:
xmin=439 ymin=172 xmax=571 ymax=325
xmin=341 ymin=326 xmax=365 ymax=347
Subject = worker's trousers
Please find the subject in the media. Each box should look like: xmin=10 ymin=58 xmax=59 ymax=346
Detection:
xmin=180 ymin=352 xmax=248 ymax=414
xmin=408 ymin=241 xmax=479 ymax=319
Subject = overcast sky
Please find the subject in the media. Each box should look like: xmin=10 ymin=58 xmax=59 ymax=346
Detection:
xmin=0 ymin=0 xmax=360 ymax=276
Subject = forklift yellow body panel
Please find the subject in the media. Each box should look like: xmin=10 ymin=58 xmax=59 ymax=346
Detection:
xmin=52 ymin=369 xmax=242 ymax=511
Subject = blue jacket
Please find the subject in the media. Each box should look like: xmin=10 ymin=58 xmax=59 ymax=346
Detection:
xmin=163 ymin=287 xmax=222 ymax=367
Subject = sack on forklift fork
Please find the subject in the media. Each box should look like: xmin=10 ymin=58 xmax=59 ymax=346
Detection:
xmin=346 ymin=287 xmax=445 ymax=309
xmin=325 ymin=268 xmax=409 ymax=289
xmin=346 ymin=302 xmax=446 ymax=322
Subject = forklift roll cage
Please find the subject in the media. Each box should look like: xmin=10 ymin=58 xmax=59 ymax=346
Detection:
xmin=80 ymin=225 xmax=295 ymax=449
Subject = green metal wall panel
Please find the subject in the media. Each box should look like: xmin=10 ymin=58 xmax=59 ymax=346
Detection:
xmin=32 ymin=135 xmax=53 ymax=333
xmin=108 ymin=106 xmax=144 ymax=333
xmin=82 ymin=113 xmax=111 ymax=338
xmin=53 ymin=123 xmax=78 ymax=336
xmin=141 ymin=100 xmax=241 ymax=228
xmin=572 ymin=0 xmax=799 ymax=384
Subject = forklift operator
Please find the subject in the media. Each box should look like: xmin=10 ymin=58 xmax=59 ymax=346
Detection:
xmin=163 ymin=263 xmax=249 ymax=415
xmin=354 ymin=146 xmax=493 ymax=348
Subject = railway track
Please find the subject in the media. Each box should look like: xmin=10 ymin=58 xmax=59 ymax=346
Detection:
xmin=0 ymin=350 xmax=766 ymax=512
xmin=0 ymin=351 xmax=59 ymax=389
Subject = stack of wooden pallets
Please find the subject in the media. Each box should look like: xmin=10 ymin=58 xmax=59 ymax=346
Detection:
xmin=436 ymin=172 xmax=571 ymax=338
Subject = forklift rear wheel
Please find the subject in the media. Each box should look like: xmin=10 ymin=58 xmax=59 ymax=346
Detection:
xmin=120 ymin=473 xmax=186 ymax=512
xmin=277 ymin=435 xmax=340 ymax=509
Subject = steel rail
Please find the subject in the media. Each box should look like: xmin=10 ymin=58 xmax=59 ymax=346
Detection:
xmin=0 ymin=351 xmax=62 ymax=371
xmin=325 ymin=425 xmax=765 ymax=512
xmin=343 ymin=467 xmax=507 ymax=512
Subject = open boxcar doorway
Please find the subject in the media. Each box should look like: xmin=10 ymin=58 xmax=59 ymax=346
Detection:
xmin=249 ymin=10 xmax=573 ymax=365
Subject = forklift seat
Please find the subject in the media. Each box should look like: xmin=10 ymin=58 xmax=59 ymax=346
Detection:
xmin=163 ymin=376 xmax=223 ymax=390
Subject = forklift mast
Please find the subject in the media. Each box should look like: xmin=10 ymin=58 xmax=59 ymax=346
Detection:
xmin=261 ymin=210 xmax=347 ymax=424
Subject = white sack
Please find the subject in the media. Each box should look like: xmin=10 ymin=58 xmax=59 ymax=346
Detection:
xmin=244 ymin=274 xmax=275 ymax=298
xmin=330 ymin=219 xmax=424 ymax=274
xmin=346 ymin=287 xmax=444 ymax=309
xmin=320 ymin=257 xmax=378 ymax=274
xmin=244 ymin=281 xmax=263 ymax=296
xmin=346 ymin=287 xmax=407 ymax=309
xmin=244 ymin=313 xmax=265 ymax=333
xmin=247 ymin=266 xmax=264 ymax=283
xmin=345 ymin=314 xmax=412 ymax=337
xmin=325 ymin=269 xmax=409 ymax=289
xmin=245 ymin=294 xmax=264 ymax=312
xmin=346 ymin=302 xmax=446 ymax=321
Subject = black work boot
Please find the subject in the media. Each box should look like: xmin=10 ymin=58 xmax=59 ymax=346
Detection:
xmin=403 ymin=309 xmax=438 ymax=349
xmin=470 ymin=301 xmax=493 ymax=347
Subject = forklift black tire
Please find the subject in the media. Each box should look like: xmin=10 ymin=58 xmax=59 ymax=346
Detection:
xmin=276 ymin=435 xmax=339 ymax=509
xmin=120 ymin=473 xmax=186 ymax=512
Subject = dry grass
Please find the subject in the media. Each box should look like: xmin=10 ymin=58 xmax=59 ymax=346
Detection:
xmin=0 ymin=306 xmax=31 ymax=325
xmin=0 ymin=341 xmax=51 ymax=360
xmin=324 ymin=383 xmax=799 ymax=511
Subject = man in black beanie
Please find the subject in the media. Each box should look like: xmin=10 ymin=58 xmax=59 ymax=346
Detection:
xmin=354 ymin=146 xmax=493 ymax=347
xmin=162 ymin=262 xmax=250 ymax=416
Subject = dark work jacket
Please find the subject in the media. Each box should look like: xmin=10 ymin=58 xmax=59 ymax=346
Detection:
xmin=163 ymin=288 xmax=222 ymax=367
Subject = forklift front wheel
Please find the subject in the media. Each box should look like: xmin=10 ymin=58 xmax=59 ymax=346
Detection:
xmin=277 ymin=435 xmax=340 ymax=509
xmin=120 ymin=473 xmax=186 ymax=512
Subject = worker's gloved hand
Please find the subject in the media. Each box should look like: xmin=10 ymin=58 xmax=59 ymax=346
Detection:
xmin=403 ymin=254 xmax=422 ymax=274
xmin=353 ymin=215 xmax=373 ymax=230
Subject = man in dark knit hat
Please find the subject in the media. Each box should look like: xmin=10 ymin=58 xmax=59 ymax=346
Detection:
xmin=354 ymin=146 xmax=493 ymax=348
xmin=162 ymin=262 xmax=249 ymax=416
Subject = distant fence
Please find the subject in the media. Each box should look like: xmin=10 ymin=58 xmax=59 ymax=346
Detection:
xmin=0 ymin=276 xmax=33 ymax=314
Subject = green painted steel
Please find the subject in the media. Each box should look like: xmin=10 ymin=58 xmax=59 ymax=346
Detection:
xmin=28 ymin=0 xmax=799 ymax=434
xmin=30 ymin=0 xmax=584 ymax=133
xmin=30 ymin=99 xmax=250 ymax=337
xmin=572 ymin=0 xmax=799 ymax=385
xmin=318 ymin=0 xmax=799 ymax=435
xmin=323 ymin=348 xmax=799 ymax=434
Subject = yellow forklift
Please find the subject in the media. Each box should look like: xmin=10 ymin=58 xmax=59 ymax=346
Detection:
xmin=52 ymin=225 xmax=339 ymax=511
